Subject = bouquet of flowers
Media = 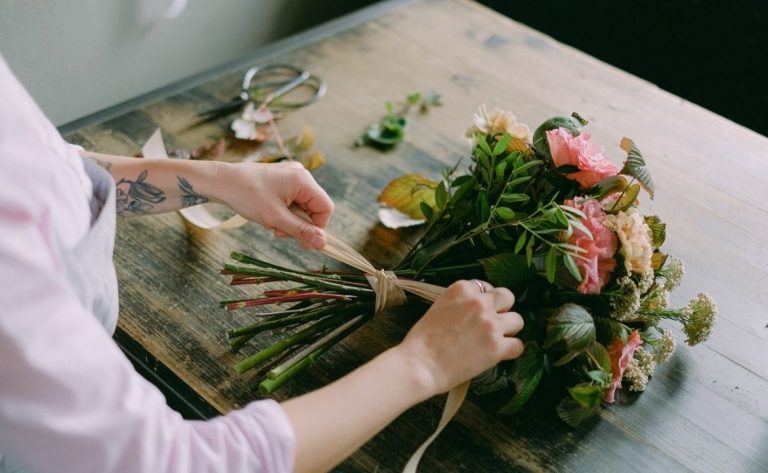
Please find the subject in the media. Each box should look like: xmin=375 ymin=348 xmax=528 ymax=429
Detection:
xmin=220 ymin=107 xmax=716 ymax=425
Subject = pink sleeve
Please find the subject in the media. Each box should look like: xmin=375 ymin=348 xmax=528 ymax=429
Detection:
xmin=0 ymin=166 xmax=295 ymax=473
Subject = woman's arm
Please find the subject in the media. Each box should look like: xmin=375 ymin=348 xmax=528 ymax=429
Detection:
xmin=82 ymin=152 xmax=333 ymax=249
xmin=283 ymin=280 xmax=524 ymax=473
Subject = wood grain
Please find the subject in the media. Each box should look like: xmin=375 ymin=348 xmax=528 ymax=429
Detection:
xmin=65 ymin=0 xmax=768 ymax=471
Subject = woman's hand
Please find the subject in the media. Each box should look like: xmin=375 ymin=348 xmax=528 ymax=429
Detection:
xmin=214 ymin=161 xmax=334 ymax=249
xmin=396 ymin=279 xmax=525 ymax=396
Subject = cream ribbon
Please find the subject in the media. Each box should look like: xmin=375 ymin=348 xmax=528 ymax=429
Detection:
xmin=313 ymin=227 xmax=470 ymax=473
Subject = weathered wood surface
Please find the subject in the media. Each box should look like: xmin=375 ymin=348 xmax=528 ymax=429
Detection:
xmin=65 ymin=0 xmax=768 ymax=471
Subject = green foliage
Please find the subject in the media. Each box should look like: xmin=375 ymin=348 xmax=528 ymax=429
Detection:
xmin=619 ymin=138 xmax=655 ymax=199
xmin=499 ymin=342 xmax=544 ymax=414
xmin=545 ymin=303 xmax=596 ymax=365
xmin=480 ymin=253 xmax=536 ymax=289
xmin=357 ymin=91 xmax=441 ymax=149
xmin=645 ymin=215 xmax=666 ymax=248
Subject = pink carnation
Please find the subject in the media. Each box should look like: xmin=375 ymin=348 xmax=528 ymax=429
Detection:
xmin=546 ymin=128 xmax=621 ymax=188
xmin=563 ymin=199 xmax=617 ymax=294
xmin=604 ymin=330 xmax=643 ymax=403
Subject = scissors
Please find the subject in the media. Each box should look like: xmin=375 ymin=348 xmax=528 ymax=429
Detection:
xmin=197 ymin=64 xmax=326 ymax=120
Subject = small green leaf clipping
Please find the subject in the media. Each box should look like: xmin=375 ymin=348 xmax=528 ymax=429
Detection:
xmin=419 ymin=201 xmax=434 ymax=221
xmin=514 ymin=232 xmax=527 ymax=254
xmin=545 ymin=303 xmax=596 ymax=354
xmin=499 ymin=342 xmax=544 ymax=415
xmin=476 ymin=191 xmax=490 ymax=222
xmin=644 ymin=215 xmax=666 ymax=248
xmin=586 ymin=341 xmax=612 ymax=373
xmin=619 ymin=138 xmax=655 ymax=199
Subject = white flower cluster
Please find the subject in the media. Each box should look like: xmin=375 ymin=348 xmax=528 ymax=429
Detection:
xmin=663 ymin=255 xmax=685 ymax=291
xmin=683 ymin=292 xmax=717 ymax=346
xmin=624 ymin=347 xmax=656 ymax=392
xmin=643 ymin=287 xmax=670 ymax=310
xmin=611 ymin=276 xmax=641 ymax=321
xmin=654 ymin=328 xmax=677 ymax=363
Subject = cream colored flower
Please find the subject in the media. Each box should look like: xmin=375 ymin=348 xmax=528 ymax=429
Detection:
xmin=605 ymin=208 xmax=653 ymax=274
xmin=466 ymin=106 xmax=532 ymax=146
xmin=663 ymin=255 xmax=685 ymax=291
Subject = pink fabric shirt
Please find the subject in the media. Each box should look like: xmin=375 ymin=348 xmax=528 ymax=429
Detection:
xmin=0 ymin=54 xmax=295 ymax=472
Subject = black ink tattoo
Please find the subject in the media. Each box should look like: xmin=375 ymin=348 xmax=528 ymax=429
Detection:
xmin=115 ymin=170 xmax=166 ymax=215
xmin=177 ymin=176 xmax=209 ymax=207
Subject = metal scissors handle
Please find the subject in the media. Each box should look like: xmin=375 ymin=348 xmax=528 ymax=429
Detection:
xmin=198 ymin=64 xmax=326 ymax=119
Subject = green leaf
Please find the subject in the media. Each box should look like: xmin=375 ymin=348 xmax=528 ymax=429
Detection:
xmin=500 ymin=193 xmax=530 ymax=204
xmin=563 ymin=253 xmax=582 ymax=282
xmin=613 ymin=183 xmax=641 ymax=212
xmin=506 ymin=176 xmax=533 ymax=189
xmin=510 ymin=160 xmax=543 ymax=176
xmin=556 ymin=397 xmax=599 ymax=427
xmin=525 ymin=235 xmax=535 ymax=266
xmin=514 ymin=232 xmax=527 ymax=254
xmin=553 ymin=208 xmax=569 ymax=228
xmin=476 ymin=191 xmax=490 ymax=222
xmin=493 ymin=133 xmax=511 ymax=156
xmin=451 ymin=175 xmax=472 ymax=187
xmin=378 ymin=174 xmax=437 ymax=219
xmin=590 ymin=175 xmax=628 ymax=199
xmin=651 ymin=251 xmax=668 ymax=271
xmin=645 ymin=215 xmax=666 ymax=248
xmin=419 ymin=201 xmax=434 ymax=221
xmin=585 ymin=369 xmax=611 ymax=386
xmin=545 ymin=246 xmax=558 ymax=283
xmin=480 ymin=253 xmax=536 ymax=288
xmin=586 ymin=341 xmax=612 ymax=373
xmin=619 ymin=138 xmax=655 ymax=199
xmin=479 ymin=231 xmax=497 ymax=250
xmin=435 ymin=181 xmax=448 ymax=210
xmin=476 ymin=134 xmax=493 ymax=158
xmin=407 ymin=92 xmax=421 ymax=104
xmin=499 ymin=342 xmax=544 ymax=414
xmin=494 ymin=161 xmax=507 ymax=179
xmin=567 ymin=383 xmax=604 ymax=409
xmin=545 ymin=303 xmax=596 ymax=353
xmin=451 ymin=178 xmax=475 ymax=204
xmin=494 ymin=207 xmax=516 ymax=221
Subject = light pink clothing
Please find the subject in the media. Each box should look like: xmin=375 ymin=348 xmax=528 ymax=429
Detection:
xmin=0 ymin=54 xmax=295 ymax=473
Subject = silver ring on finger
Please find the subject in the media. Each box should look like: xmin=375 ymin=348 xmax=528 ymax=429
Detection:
xmin=472 ymin=279 xmax=488 ymax=293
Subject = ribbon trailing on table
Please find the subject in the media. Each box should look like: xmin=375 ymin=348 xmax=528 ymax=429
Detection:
xmin=302 ymin=213 xmax=469 ymax=473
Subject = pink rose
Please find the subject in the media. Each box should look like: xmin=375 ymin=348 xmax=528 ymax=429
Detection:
xmin=563 ymin=199 xmax=617 ymax=294
xmin=604 ymin=330 xmax=643 ymax=403
xmin=546 ymin=128 xmax=621 ymax=188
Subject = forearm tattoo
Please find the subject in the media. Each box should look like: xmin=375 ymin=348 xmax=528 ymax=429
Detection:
xmin=115 ymin=170 xmax=166 ymax=215
xmin=177 ymin=176 xmax=209 ymax=207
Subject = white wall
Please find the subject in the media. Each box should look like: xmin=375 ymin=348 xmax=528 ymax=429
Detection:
xmin=0 ymin=0 xmax=374 ymax=125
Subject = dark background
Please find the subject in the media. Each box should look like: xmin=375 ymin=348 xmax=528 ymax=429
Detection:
xmin=478 ymin=0 xmax=768 ymax=137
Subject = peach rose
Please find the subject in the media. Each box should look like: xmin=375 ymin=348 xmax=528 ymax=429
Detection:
xmin=546 ymin=128 xmax=620 ymax=188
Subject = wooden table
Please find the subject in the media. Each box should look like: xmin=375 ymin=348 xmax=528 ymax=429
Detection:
xmin=62 ymin=0 xmax=768 ymax=471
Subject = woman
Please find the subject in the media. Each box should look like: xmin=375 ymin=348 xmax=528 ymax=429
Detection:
xmin=0 ymin=54 xmax=524 ymax=473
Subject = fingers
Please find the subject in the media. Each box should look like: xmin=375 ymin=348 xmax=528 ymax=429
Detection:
xmin=497 ymin=311 xmax=524 ymax=336
xmin=489 ymin=287 xmax=515 ymax=312
xmin=293 ymin=169 xmax=334 ymax=228
xmin=271 ymin=207 xmax=327 ymax=249
xmin=500 ymin=337 xmax=525 ymax=360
